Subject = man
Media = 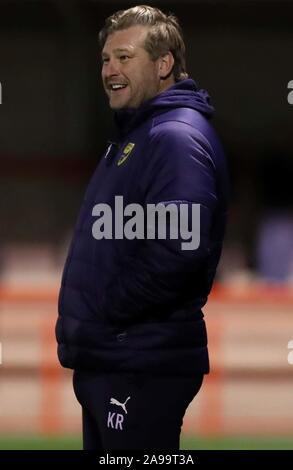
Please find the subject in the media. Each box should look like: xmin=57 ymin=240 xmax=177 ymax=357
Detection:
xmin=56 ymin=5 xmax=228 ymax=450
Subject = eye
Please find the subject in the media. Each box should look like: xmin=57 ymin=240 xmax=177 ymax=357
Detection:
xmin=119 ymin=55 xmax=129 ymax=62
xmin=102 ymin=57 xmax=109 ymax=64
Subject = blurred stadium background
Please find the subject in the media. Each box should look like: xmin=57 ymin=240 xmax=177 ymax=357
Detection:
xmin=0 ymin=0 xmax=293 ymax=450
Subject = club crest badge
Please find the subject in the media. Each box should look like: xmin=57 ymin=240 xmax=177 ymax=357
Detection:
xmin=117 ymin=142 xmax=135 ymax=166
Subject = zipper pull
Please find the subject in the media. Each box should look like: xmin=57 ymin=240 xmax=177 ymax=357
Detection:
xmin=105 ymin=141 xmax=119 ymax=166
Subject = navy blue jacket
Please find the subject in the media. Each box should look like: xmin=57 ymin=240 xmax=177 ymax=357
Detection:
xmin=56 ymin=79 xmax=228 ymax=376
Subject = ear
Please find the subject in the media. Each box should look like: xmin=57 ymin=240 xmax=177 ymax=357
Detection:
xmin=158 ymin=52 xmax=174 ymax=79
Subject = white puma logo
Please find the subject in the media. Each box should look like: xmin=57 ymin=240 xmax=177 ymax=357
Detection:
xmin=110 ymin=396 xmax=131 ymax=414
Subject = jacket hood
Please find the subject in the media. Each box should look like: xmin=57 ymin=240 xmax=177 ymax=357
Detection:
xmin=114 ymin=79 xmax=214 ymax=138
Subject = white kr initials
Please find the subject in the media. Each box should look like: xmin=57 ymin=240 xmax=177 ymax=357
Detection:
xmin=107 ymin=411 xmax=124 ymax=430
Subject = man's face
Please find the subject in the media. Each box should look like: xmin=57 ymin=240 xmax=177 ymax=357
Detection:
xmin=101 ymin=26 xmax=162 ymax=110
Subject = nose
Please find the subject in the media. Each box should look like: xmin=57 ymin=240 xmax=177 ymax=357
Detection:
xmin=103 ymin=58 xmax=120 ymax=78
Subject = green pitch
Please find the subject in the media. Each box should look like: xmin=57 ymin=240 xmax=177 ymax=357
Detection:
xmin=0 ymin=435 xmax=292 ymax=450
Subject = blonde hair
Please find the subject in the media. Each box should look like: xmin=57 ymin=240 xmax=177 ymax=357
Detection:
xmin=99 ymin=5 xmax=188 ymax=82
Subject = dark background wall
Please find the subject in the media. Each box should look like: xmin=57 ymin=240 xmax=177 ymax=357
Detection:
xmin=0 ymin=0 xmax=292 ymax=274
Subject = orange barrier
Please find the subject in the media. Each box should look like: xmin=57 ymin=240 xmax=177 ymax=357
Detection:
xmin=39 ymin=314 xmax=63 ymax=435
xmin=197 ymin=317 xmax=225 ymax=435
xmin=210 ymin=283 xmax=293 ymax=304
xmin=1 ymin=282 xmax=293 ymax=436
xmin=1 ymin=282 xmax=292 ymax=303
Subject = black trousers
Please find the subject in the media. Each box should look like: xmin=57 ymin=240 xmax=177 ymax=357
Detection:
xmin=73 ymin=370 xmax=204 ymax=450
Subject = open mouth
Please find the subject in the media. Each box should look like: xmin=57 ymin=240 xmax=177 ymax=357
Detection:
xmin=109 ymin=84 xmax=128 ymax=92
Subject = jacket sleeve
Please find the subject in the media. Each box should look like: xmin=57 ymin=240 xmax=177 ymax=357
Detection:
xmin=98 ymin=121 xmax=219 ymax=325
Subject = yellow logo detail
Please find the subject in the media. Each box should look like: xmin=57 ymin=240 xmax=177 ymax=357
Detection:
xmin=117 ymin=142 xmax=135 ymax=166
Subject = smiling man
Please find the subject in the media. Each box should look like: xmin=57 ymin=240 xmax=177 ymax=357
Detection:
xmin=101 ymin=25 xmax=175 ymax=109
xmin=56 ymin=5 xmax=229 ymax=450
